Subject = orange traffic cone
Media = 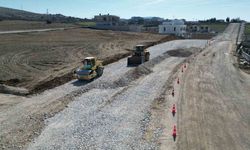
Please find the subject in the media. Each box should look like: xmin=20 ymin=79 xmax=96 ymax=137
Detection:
xmin=172 ymin=104 xmax=176 ymax=116
xmin=172 ymin=125 xmax=177 ymax=141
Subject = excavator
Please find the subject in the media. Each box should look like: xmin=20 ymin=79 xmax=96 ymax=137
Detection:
xmin=75 ymin=57 xmax=104 ymax=80
xmin=127 ymin=45 xmax=150 ymax=66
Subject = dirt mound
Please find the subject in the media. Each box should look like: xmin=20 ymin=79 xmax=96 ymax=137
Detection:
xmin=111 ymin=65 xmax=153 ymax=88
xmin=156 ymin=35 xmax=180 ymax=43
xmin=166 ymin=49 xmax=193 ymax=57
xmin=0 ymin=84 xmax=29 ymax=96
xmin=0 ymin=78 xmax=22 ymax=86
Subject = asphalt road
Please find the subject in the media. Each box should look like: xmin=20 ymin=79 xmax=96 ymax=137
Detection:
xmin=178 ymin=23 xmax=250 ymax=150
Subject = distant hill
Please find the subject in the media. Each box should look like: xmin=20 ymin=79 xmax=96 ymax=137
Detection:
xmin=0 ymin=7 xmax=84 ymax=23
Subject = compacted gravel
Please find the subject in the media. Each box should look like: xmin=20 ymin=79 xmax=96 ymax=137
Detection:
xmin=27 ymin=40 xmax=207 ymax=150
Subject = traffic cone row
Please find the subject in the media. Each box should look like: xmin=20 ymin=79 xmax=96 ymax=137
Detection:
xmin=172 ymin=125 xmax=177 ymax=141
xmin=171 ymin=104 xmax=177 ymax=141
xmin=172 ymin=104 xmax=176 ymax=116
xmin=169 ymin=64 xmax=187 ymax=142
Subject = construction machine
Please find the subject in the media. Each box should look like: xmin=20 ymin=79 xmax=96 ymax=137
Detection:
xmin=75 ymin=57 xmax=104 ymax=80
xmin=127 ymin=45 xmax=150 ymax=66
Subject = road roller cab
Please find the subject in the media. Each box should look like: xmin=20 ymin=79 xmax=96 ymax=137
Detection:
xmin=75 ymin=57 xmax=104 ymax=80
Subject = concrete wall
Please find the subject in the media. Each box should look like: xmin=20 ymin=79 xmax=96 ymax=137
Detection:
xmin=90 ymin=25 xmax=130 ymax=31
xmin=187 ymin=25 xmax=210 ymax=33
xmin=91 ymin=25 xmax=159 ymax=33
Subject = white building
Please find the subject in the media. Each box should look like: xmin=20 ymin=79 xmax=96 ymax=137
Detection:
xmin=159 ymin=20 xmax=187 ymax=36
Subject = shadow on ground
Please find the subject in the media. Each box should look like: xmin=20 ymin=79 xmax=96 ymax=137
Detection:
xmin=71 ymin=80 xmax=91 ymax=87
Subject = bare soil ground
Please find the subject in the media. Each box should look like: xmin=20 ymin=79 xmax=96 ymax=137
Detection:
xmin=0 ymin=28 xmax=165 ymax=93
xmin=0 ymin=20 xmax=76 ymax=31
xmin=178 ymin=23 xmax=250 ymax=150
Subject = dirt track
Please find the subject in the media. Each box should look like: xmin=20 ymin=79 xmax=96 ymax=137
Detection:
xmin=0 ymin=20 xmax=76 ymax=31
xmin=0 ymin=28 xmax=67 ymax=34
xmin=178 ymin=23 xmax=250 ymax=150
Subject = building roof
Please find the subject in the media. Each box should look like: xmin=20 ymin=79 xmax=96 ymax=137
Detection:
xmin=85 ymin=57 xmax=95 ymax=59
xmin=162 ymin=19 xmax=185 ymax=25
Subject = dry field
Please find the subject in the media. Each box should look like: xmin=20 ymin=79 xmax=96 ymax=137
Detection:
xmin=0 ymin=28 xmax=165 ymax=93
xmin=0 ymin=20 xmax=76 ymax=31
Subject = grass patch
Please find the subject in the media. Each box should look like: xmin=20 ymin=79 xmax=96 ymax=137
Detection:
xmin=200 ymin=23 xmax=228 ymax=33
xmin=244 ymin=23 xmax=250 ymax=43
xmin=208 ymin=24 xmax=228 ymax=32
xmin=245 ymin=23 xmax=250 ymax=35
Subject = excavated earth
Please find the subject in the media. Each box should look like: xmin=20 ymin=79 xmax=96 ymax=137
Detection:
xmin=0 ymin=28 xmax=166 ymax=95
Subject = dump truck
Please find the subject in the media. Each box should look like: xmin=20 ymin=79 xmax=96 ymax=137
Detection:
xmin=127 ymin=45 xmax=150 ymax=66
xmin=75 ymin=57 xmax=104 ymax=80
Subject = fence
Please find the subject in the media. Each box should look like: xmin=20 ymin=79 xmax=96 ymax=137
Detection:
xmin=242 ymin=49 xmax=250 ymax=62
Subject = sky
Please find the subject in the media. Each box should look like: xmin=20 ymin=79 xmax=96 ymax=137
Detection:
xmin=0 ymin=0 xmax=250 ymax=21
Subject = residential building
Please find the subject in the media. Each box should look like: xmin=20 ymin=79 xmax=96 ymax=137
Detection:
xmin=187 ymin=24 xmax=210 ymax=33
xmin=159 ymin=19 xmax=187 ymax=36
xmin=94 ymin=13 xmax=120 ymax=26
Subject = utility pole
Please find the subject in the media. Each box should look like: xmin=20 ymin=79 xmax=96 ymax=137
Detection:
xmin=46 ymin=9 xmax=51 ymax=24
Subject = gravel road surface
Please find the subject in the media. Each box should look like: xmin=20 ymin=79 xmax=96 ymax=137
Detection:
xmin=23 ymin=40 xmax=206 ymax=150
